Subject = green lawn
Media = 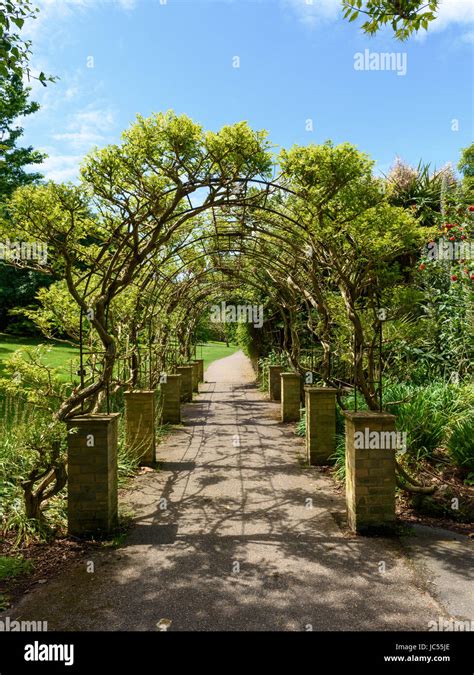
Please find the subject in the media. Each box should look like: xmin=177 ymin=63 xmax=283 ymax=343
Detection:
xmin=193 ymin=341 xmax=239 ymax=372
xmin=0 ymin=334 xmax=79 ymax=380
xmin=0 ymin=335 xmax=238 ymax=382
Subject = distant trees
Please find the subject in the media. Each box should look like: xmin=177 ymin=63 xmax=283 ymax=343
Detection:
xmin=0 ymin=2 xmax=54 ymax=334
xmin=458 ymin=143 xmax=474 ymax=204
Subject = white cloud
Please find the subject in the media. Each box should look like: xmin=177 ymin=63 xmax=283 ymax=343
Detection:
xmin=24 ymin=0 xmax=136 ymax=42
xmin=283 ymin=0 xmax=341 ymax=26
xmin=64 ymin=84 xmax=80 ymax=101
xmin=52 ymin=107 xmax=116 ymax=151
xmin=460 ymin=30 xmax=474 ymax=43
xmin=53 ymin=131 xmax=104 ymax=146
xmin=38 ymin=153 xmax=83 ymax=182
xmin=24 ymin=1 xmax=93 ymax=41
xmin=431 ymin=0 xmax=474 ymax=31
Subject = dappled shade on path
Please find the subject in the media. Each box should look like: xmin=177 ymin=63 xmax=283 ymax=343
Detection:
xmin=6 ymin=351 xmax=443 ymax=631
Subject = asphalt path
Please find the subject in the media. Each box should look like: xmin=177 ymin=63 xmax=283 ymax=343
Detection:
xmin=7 ymin=351 xmax=453 ymax=631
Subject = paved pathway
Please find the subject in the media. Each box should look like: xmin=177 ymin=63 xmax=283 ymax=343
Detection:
xmin=8 ymin=351 xmax=449 ymax=631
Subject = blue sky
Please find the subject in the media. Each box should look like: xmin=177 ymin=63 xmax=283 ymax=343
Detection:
xmin=22 ymin=0 xmax=473 ymax=182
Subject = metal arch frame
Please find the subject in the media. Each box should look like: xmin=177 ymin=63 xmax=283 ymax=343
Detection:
xmin=71 ymin=167 xmax=379 ymax=414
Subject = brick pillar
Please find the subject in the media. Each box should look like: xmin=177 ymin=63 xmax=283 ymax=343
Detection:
xmin=280 ymin=373 xmax=301 ymax=422
xmin=344 ymin=411 xmax=397 ymax=533
xmin=67 ymin=413 xmax=119 ymax=536
xmin=160 ymin=374 xmax=181 ymax=424
xmin=195 ymin=359 xmax=204 ymax=383
xmin=189 ymin=361 xmax=199 ymax=392
xmin=176 ymin=365 xmax=193 ymax=402
xmin=268 ymin=365 xmax=285 ymax=401
xmin=305 ymin=387 xmax=338 ymax=465
xmin=124 ymin=390 xmax=156 ymax=466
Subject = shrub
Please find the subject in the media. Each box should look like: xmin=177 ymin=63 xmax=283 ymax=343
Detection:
xmin=331 ymin=380 xmax=474 ymax=481
xmin=257 ymin=350 xmax=289 ymax=391
xmin=331 ymin=434 xmax=346 ymax=481
xmin=447 ymin=418 xmax=474 ymax=472
xmin=295 ymin=411 xmax=305 ymax=437
xmin=0 ymin=555 xmax=33 ymax=580
xmin=384 ymin=381 xmax=473 ymax=462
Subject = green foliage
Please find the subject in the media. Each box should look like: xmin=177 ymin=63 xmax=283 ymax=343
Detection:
xmin=19 ymin=280 xmax=83 ymax=340
xmin=257 ymin=350 xmax=289 ymax=390
xmin=0 ymin=340 xmax=176 ymax=541
xmin=411 ymin=200 xmax=474 ymax=380
xmin=385 ymin=384 xmax=447 ymax=460
xmin=0 ymin=75 xmax=45 ymax=201
xmin=0 ymin=554 xmax=32 ymax=580
xmin=1 ymin=104 xmax=471 ymax=536
xmin=0 ymin=334 xmax=78 ymax=380
xmin=384 ymin=381 xmax=473 ymax=464
xmin=295 ymin=410 xmax=306 ymax=437
xmin=116 ymin=424 xmax=141 ymax=487
xmin=458 ymin=143 xmax=474 ymax=204
xmin=447 ymin=418 xmax=474 ymax=472
xmin=0 ymin=389 xmax=152 ymax=541
xmin=342 ymin=0 xmax=439 ymax=41
xmin=0 ymin=1 xmax=36 ymax=80
xmin=331 ymin=381 xmax=474 ymax=481
xmin=0 ymin=344 xmax=71 ymax=412
xmin=331 ymin=434 xmax=347 ymax=481
xmin=0 ymin=1 xmax=54 ymax=84
xmin=0 ymin=265 xmax=52 ymax=334
xmin=0 ymin=348 xmax=70 ymax=530
xmin=235 ymin=322 xmax=253 ymax=358
xmin=0 ymin=70 xmax=50 ymax=335
xmin=0 ymin=398 xmax=66 ymax=542
xmin=193 ymin=311 xmax=238 ymax=345
xmin=458 ymin=143 xmax=474 ymax=178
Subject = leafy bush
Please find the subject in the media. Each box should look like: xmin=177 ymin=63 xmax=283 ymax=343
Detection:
xmin=384 ymin=381 xmax=473 ymax=462
xmin=0 ymin=408 xmax=68 ymax=543
xmin=0 ymin=352 xmax=161 ymax=541
xmin=257 ymin=350 xmax=289 ymax=391
xmin=295 ymin=411 xmax=305 ymax=437
xmin=331 ymin=434 xmax=346 ymax=481
xmin=447 ymin=418 xmax=474 ymax=472
xmin=331 ymin=380 xmax=474 ymax=481
xmin=0 ymin=555 xmax=33 ymax=580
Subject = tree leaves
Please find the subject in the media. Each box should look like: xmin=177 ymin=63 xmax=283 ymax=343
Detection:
xmin=0 ymin=1 xmax=55 ymax=84
xmin=341 ymin=0 xmax=439 ymax=40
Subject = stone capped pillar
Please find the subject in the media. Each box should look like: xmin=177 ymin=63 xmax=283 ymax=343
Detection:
xmin=305 ymin=387 xmax=338 ymax=465
xmin=268 ymin=365 xmax=285 ymax=401
xmin=189 ymin=361 xmax=199 ymax=393
xmin=124 ymin=390 xmax=156 ymax=466
xmin=160 ymin=374 xmax=181 ymax=424
xmin=195 ymin=359 xmax=204 ymax=383
xmin=280 ymin=372 xmax=302 ymax=422
xmin=67 ymin=413 xmax=119 ymax=536
xmin=176 ymin=365 xmax=193 ymax=402
xmin=344 ymin=411 xmax=397 ymax=533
